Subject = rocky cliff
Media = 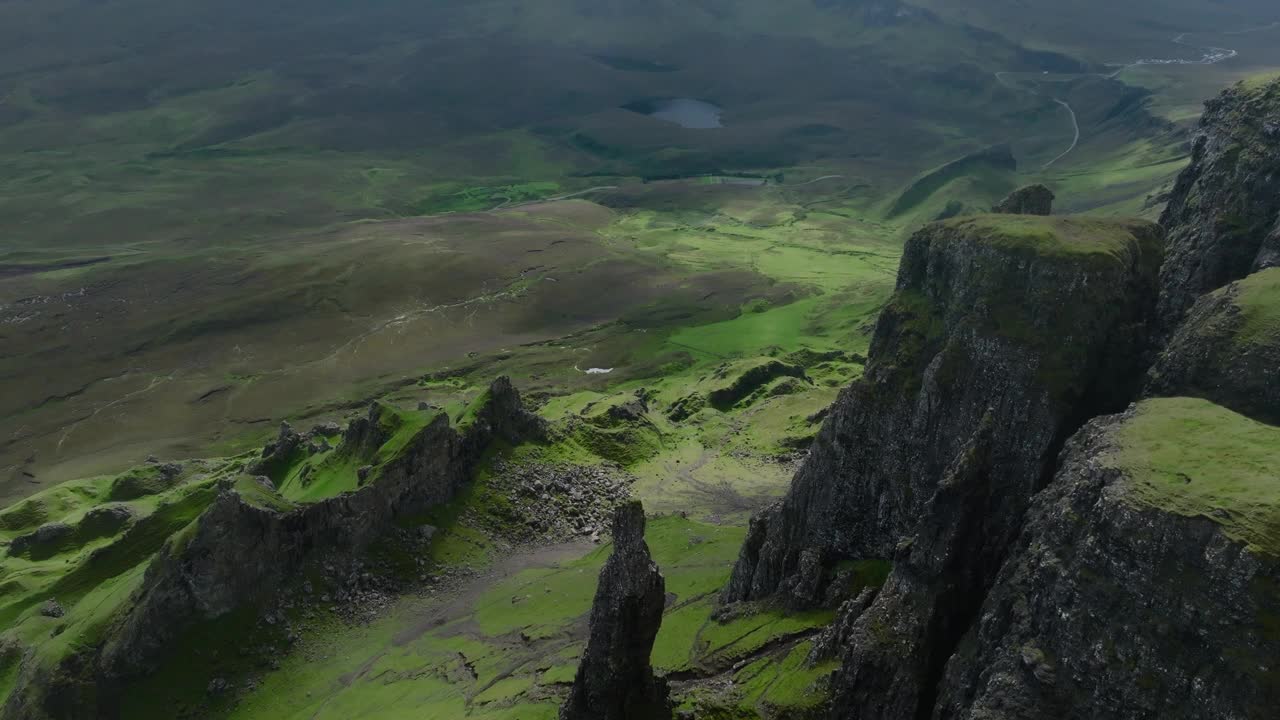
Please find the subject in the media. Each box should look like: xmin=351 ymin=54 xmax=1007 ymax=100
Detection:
xmin=821 ymin=414 xmax=998 ymax=718
xmin=724 ymin=215 xmax=1164 ymax=607
xmin=935 ymin=398 xmax=1280 ymax=719
xmin=755 ymin=78 xmax=1280 ymax=720
xmin=1157 ymin=78 xmax=1280 ymax=329
xmin=1146 ymin=267 xmax=1280 ymax=424
xmin=3 ymin=377 xmax=545 ymax=719
xmin=561 ymin=501 xmax=671 ymax=720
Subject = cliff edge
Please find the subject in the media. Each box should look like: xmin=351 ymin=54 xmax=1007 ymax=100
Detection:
xmin=724 ymin=215 xmax=1164 ymax=608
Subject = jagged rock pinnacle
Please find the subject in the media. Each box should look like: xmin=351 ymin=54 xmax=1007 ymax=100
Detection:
xmin=561 ymin=500 xmax=672 ymax=720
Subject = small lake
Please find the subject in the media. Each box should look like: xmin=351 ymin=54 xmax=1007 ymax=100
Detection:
xmin=626 ymin=98 xmax=724 ymax=129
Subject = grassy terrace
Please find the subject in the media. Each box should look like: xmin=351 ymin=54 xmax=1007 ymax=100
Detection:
xmin=1112 ymin=397 xmax=1280 ymax=556
xmin=936 ymin=214 xmax=1162 ymax=262
xmin=1236 ymin=267 xmax=1280 ymax=346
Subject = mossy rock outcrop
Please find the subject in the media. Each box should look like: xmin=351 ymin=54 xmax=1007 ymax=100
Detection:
xmin=937 ymin=398 xmax=1280 ymax=719
xmin=992 ymin=184 xmax=1054 ymax=215
xmin=1147 ymin=267 xmax=1280 ymax=423
xmin=725 ymin=215 xmax=1165 ymax=607
xmin=1158 ymin=77 xmax=1280 ymax=329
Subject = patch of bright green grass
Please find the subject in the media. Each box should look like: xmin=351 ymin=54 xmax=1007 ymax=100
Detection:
xmin=233 ymin=475 xmax=297 ymax=513
xmin=677 ymin=640 xmax=836 ymax=718
xmin=374 ymin=403 xmax=443 ymax=464
xmin=666 ymin=295 xmax=877 ymax=361
xmin=33 ymin=561 xmax=149 ymax=664
xmin=0 ymin=478 xmax=112 ymax=538
xmin=1234 ymin=268 xmax=1280 ymax=347
xmin=540 ymin=663 xmax=577 ymax=685
xmin=0 ymin=479 xmax=218 ymax=629
xmin=1110 ymin=397 xmax=1280 ymax=556
xmin=473 ymin=675 xmax=536 ymax=705
xmin=692 ymin=606 xmax=835 ymax=668
xmin=736 ymin=641 xmax=836 ymax=712
xmin=277 ymin=403 xmax=443 ymax=503
xmin=937 ymin=215 xmax=1159 ymax=264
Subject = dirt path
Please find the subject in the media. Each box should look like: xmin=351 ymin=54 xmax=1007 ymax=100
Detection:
xmin=392 ymin=540 xmax=594 ymax=647
xmin=302 ymin=540 xmax=593 ymax=719
xmin=1043 ymin=99 xmax=1080 ymax=170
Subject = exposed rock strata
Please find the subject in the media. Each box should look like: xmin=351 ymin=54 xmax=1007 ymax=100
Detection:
xmin=1157 ymin=78 xmax=1280 ymax=329
xmin=992 ymin=184 xmax=1054 ymax=215
xmin=935 ymin=401 xmax=1280 ymax=719
xmin=724 ymin=216 xmax=1164 ymax=607
xmin=561 ymin=500 xmax=671 ymax=720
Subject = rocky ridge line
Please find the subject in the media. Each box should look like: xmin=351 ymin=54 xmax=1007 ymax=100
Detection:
xmin=3 ymin=377 xmax=545 ymax=719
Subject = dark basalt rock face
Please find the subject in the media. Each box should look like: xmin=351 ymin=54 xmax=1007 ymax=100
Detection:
xmin=934 ymin=404 xmax=1280 ymax=720
xmin=561 ymin=501 xmax=671 ymax=720
xmin=1146 ymin=268 xmax=1280 ymax=425
xmin=723 ymin=216 xmax=1165 ymax=608
xmin=5 ymin=377 xmax=546 ymax=719
xmin=992 ymin=184 xmax=1054 ymax=215
xmin=1157 ymin=78 xmax=1280 ymax=330
xmin=825 ymin=415 xmax=997 ymax=718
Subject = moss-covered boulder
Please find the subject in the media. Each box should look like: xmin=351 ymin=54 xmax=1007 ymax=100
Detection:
xmin=1147 ymin=267 xmax=1280 ymax=424
xmin=937 ymin=398 xmax=1280 ymax=719
xmin=725 ymin=215 xmax=1165 ymax=607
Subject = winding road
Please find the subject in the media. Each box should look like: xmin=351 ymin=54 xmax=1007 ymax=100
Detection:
xmin=1043 ymin=99 xmax=1081 ymax=170
xmin=490 ymin=186 xmax=619 ymax=212
xmin=998 ymin=22 xmax=1276 ymax=169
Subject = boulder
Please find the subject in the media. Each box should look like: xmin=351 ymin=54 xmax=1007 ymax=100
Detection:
xmin=992 ymin=184 xmax=1054 ymax=215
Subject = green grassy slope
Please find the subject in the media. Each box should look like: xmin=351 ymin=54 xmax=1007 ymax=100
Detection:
xmin=1112 ymin=397 xmax=1280 ymax=555
xmin=5 ymin=0 xmax=1248 ymax=502
xmin=1236 ymin=266 xmax=1280 ymax=346
xmin=204 ymin=515 xmax=839 ymax=720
